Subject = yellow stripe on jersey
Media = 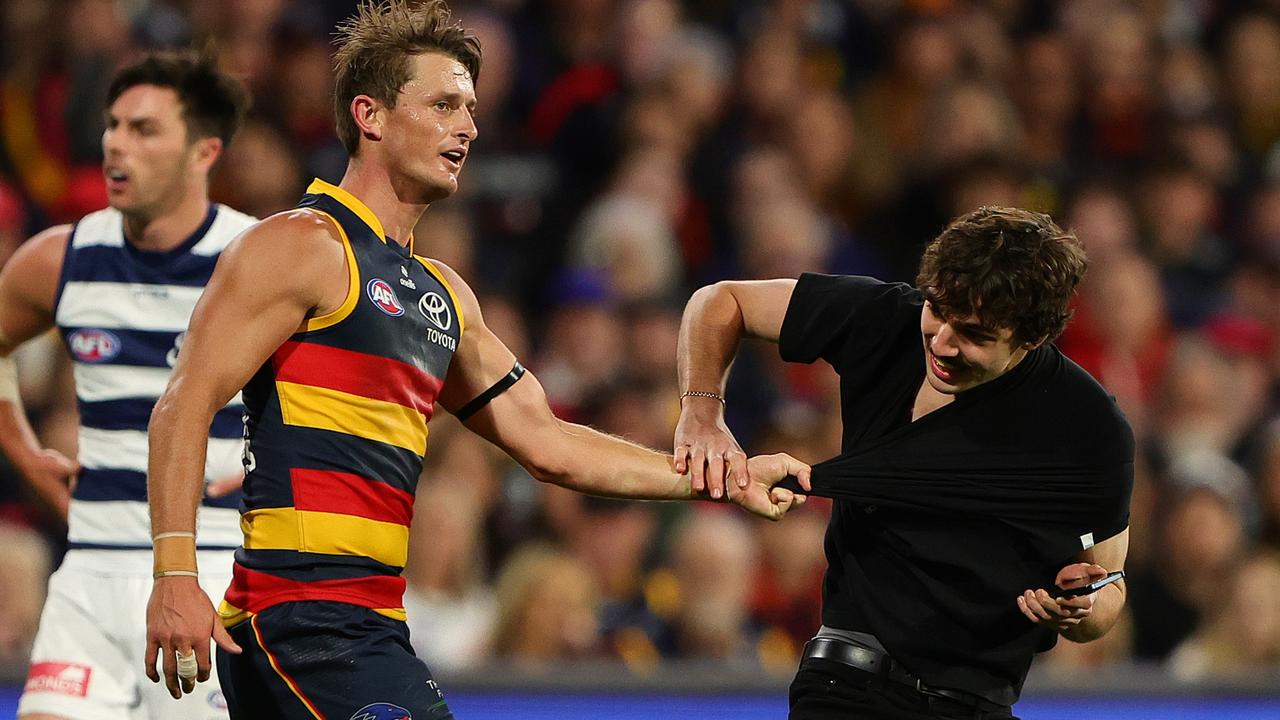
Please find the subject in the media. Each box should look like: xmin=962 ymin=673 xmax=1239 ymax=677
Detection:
xmin=241 ymin=506 xmax=411 ymax=568
xmin=219 ymin=600 xmax=253 ymax=627
xmin=416 ymin=257 xmax=466 ymax=335
xmin=306 ymin=178 xmax=386 ymax=242
xmin=302 ymin=210 xmax=361 ymax=332
xmin=275 ymin=381 xmax=428 ymax=455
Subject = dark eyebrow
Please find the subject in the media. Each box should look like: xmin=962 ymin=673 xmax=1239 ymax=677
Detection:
xmin=954 ymin=321 xmax=998 ymax=341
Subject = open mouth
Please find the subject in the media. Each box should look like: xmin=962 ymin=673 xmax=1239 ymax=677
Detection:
xmin=440 ymin=150 xmax=465 ymax=168
xmin=105 ymin=168 xmax=129 ymax=189
xmin=928 ymin=351 xmax=966 ymax=383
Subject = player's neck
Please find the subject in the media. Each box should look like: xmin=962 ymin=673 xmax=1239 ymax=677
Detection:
xmin=337 ymin=161 xmax=428 ymax=251
xmin=121 ymin=189 xmax=211 ymax=253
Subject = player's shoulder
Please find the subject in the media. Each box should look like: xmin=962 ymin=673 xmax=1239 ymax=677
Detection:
xmin=240 ymin=207 xmax=345 ymax=249
xmin=5 ymin=223 xmax=74 ymax=276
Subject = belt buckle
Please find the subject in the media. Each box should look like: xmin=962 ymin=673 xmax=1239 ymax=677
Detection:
xmin=913 ymin=678 xmax=949 ymax=700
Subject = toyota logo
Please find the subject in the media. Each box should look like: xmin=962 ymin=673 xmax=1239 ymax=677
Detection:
xmin=418 ymin=291 xmax=452 ymax=331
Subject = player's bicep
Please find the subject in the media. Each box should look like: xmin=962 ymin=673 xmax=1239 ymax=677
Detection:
xmin=725 ymin=279 xmax=796 ymax=342
xmin=451 ymin=346 xmax=562 ymax=473
xmin=429 ymin=262 xmax=562 ymax=467
xmin=167 ymin=219 xmax=338 ymax=409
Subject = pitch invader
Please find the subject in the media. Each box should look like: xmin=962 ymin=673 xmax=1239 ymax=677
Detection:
xmin=0 ymin=52 xmax=253 ymax=720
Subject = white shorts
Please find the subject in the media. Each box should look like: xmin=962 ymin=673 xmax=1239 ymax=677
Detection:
xmin=18 ymin=549 xmax=235 ymax=720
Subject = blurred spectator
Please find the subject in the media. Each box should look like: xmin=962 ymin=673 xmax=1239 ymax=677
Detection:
xmin=1138 ymin=162 xmax=1233 ymax=327
xmin=404 ymin=476 xmax=498 ymax=673
xmin=1168 ymin=552 xmax=1280 ymax=679
xmin=1057 ymin=251 xmax=1172 ymax=436
xmin=1064 ymin=183 xmax=1140 ymax=262
xmin=569 ymin=194 xmax=680 ymax=302
xmin=1128 ymin=481 xmax=1247 ymax=661
xmin=652 ymin=509 xmax=761 ymax=661
xmin=490 ymin=544 xmax=602 ymax=668
xmin=210 ymin=118 xmax=304 ymax=218
xmin=533 ymin=269 xmax=625 ymax=419
xmin=1222 ymin=14 xmax=1280 ymax=163
xmin=1260 ymin=421 xmax=1280 ymax=552
xmin=749 ymin=503 xmax=828 ymax=669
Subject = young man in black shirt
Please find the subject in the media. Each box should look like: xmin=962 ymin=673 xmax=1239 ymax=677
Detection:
xmin=675 ymin=207 xmax=1132 ymax=719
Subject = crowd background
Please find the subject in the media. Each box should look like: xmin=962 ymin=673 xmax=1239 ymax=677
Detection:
xmin=1 ymin=0 xmax=1279 ymax=687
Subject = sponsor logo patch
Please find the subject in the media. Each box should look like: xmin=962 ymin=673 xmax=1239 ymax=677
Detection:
xmin=417 ymin=292 xmax=452 ymax=331
xmin=350 ymin=702 xmax=413 ymax=720
xmin=24 ymin=662 xmax=91 ymax=697
xmin=367 ymin=279 xmax=405 ymax=316
xmin=68 ymin=329 xmax=121 ymax=363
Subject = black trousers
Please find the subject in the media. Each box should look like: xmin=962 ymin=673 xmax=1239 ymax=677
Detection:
xmin=789 ymin=658 xmax=1017 ymax=720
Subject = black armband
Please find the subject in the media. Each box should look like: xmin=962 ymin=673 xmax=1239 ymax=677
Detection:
xmin=454 ymin=361 xmax=526 ymax=422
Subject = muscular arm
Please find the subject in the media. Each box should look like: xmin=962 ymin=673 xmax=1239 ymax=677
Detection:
xmin=147 ymin=211 xmax=343 ymax=541
xmin=145 ymin=210 xmax=346 ymax=696
xmin=675 ymin=279 xmax=795 ymax=495
xmin=435 ymin=265 xmax=804 ymax=518
xmin=0 ymin=226 xmax=77 ymax=518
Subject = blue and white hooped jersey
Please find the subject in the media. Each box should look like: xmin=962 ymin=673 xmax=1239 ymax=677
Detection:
xmin=53 ymin=204 xmax=257 ymax=550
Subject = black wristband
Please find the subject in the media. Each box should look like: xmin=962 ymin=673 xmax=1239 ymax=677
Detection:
xmin=455 ymin=361 xmax=526 ymax=422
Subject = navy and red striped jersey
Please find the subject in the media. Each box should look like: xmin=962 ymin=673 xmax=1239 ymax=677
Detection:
xmin=220 ymin=179 xmax=464 ymax=624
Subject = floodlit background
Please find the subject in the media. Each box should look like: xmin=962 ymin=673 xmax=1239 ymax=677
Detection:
xmin=1 ymin=0 xmax=1279 ymax=716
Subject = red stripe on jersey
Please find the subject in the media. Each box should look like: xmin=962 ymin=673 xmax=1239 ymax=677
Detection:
xmin=224 ymin=563 xmax=407 ymax=614
xmin=290 ymin=468 xmax=414 ymax=526
xmin=271 ymin=340 xmax=443 ymax=416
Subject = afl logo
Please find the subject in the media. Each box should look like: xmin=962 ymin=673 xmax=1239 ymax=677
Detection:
xmin=366 ymin=279 xmax=404 ymax=316
xmin=68 ymin=329 xmax=121 ymax=363
xmin=418 ymin=291 xmax=452 ymax=331
xmin=350 ymin=703 xmax=412 ymax=720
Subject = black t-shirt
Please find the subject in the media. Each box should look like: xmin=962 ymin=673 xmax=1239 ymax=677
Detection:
xmin=779 ymin=273 xmax=1133 ymax=705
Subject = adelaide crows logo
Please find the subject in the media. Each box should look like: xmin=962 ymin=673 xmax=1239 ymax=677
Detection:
xmin=350 ymin=703 xmax=412 ymax=720
xmin=367 ymin=279 xmax=405 ymax=316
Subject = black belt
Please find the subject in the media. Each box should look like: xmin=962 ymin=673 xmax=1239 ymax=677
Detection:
xmin=802 ymin=637 xmax=1006 ymax=713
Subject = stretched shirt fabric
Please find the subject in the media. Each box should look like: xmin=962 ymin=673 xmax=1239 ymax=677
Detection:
xmin=220 ymin=179 xmax=463 ymax=626
xmin=54 ymin=203 xmax=257 ymax=550
xmin=777 ymin=273 xmax=1133 ymax=705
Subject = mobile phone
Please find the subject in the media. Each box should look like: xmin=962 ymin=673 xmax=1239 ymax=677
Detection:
xmin=1055 ymin=570 xmax=1125 ymax=598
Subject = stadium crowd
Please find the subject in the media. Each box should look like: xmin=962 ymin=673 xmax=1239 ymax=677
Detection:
xmin=1 ymin=0 xmax=1279 ymax=684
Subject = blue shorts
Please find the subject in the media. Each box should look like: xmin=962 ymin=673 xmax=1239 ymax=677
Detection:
xmin=218 ymin=601 xmax=452 ymax=720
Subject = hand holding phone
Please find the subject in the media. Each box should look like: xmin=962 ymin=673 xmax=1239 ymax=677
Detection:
xmin=1055 ymin=570 xmax=1125 ymax=598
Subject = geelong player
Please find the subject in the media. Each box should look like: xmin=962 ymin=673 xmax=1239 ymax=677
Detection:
xmin=0 ymin=53 xmax=254 ymax=720
xmin=142 ymin=2 xmax=808 ymax=717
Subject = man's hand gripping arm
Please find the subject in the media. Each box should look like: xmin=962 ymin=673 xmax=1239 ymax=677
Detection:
xmin=674 ymin=279 xmax=803 ymax=500
xmin=435 ymin=267 xmax=808 ymax=520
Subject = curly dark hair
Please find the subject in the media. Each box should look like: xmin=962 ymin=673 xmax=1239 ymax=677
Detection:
xmin=106 ymin=51 xmax=250 ymax=146
xmin=332 ymin=0 xmax=482 ymax=156
xmin=915 ymin=206 xmax=1087 ymax=346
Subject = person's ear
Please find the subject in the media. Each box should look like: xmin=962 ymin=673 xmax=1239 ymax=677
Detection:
xmin=190 ymin=136 xmax=222 ymax=174
xmin=351 ymin=95 xmax=384 ymax=143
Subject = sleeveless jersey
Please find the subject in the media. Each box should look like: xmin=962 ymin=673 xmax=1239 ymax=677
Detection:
xmin=221 ymin=179 xmax=464 ymax=624
xmin=54 ymin=203 xmax=257 ymax=550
